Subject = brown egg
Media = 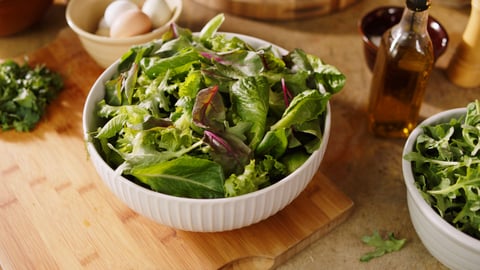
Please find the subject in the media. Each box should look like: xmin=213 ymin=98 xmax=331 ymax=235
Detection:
xmin=110 ymin=9 xmax=152 ymax=38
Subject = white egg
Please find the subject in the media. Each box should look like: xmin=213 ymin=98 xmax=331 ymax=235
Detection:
xmin=141 ymin=0 xmax=172 ymax=28
xmin=110 ymin=9 xmax=152 ymax=38
xmin=104 ymin=0 xmax=139 ymax=27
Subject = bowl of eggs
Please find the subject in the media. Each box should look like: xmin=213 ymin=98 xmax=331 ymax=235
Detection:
xmin=66 ymin=0 xmax=182 ymax=68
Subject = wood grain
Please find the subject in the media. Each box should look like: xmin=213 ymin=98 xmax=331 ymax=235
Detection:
xmin=190 ymin=0 xmax=360 ymax=20
xmin=0 ymin=28 xmax=353 ymax=270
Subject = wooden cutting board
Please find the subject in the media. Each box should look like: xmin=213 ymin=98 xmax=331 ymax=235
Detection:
xmin=191 ymin=0 xmax=360 ymax=20
xmin=0 ymin=28 xmax=354 ymax=270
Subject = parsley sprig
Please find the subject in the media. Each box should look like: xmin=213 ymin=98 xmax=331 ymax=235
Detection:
xmin=360 ymin=230 xmax=406 ymax=262
xmin=0 ymin=60 xmax=63 ymax=132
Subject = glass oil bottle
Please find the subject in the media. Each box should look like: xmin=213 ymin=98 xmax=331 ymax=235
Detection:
xmin=367 ymin=0 xmax=434 ymax=138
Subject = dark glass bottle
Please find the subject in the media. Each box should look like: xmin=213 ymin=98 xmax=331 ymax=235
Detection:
xmin=367 ymin=0 xmax=434 ymax=138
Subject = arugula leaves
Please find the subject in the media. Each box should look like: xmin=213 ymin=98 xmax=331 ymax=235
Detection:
xmin=404 ymin=100 xmax=480 ymax=239
xmin=91 ymin=14 xmax=345 ymax=198
xmin=0 ymin=60 xmax=63 ymax=131
xmin=360 ymin=230 xmax=406 ymax=262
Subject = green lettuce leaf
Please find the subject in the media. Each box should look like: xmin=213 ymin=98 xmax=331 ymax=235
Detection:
xmin=129 ymin=155 xmax=225 ymax=199
xmin=231 ymin=76 xmax=270 ymax=150
xmin=270 ymin=89 xmax=328 ymax=130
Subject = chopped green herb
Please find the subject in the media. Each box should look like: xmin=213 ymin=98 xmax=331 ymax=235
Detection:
xmin=360 ymin=230 xmax=406 ymax=262
xmin=404 ymin=100 xmax=480 ymax=240
xmin=0 ymin=60 xmax=63 ymax=131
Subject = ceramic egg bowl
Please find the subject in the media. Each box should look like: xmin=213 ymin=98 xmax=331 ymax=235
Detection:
xmin=0 ymin=0 xmax=53 ymax=36
xmin=402 ymin=108 xmax=480 ymax=270
xmin=66 ymin=0 xmax=182 ymax=68
xmin=359 ymin=6 xmax=449 ymax=71
xmin=83 ymin=33 xmax=331 ymax=232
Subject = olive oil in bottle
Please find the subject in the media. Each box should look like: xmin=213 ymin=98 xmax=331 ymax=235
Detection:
xmin=367 ymin=0 xmax=434 ymax=138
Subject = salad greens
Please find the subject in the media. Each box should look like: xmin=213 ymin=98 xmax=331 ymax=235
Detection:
xmin=90 ymin=14 xmax=346 ymax=199
xmin=404 ymin=100 xmax=480 ymax=240
xmin=0 ymin=60 xmax=63 ymax=131
xmin=360 ymin=230 xmax=406 ymax=262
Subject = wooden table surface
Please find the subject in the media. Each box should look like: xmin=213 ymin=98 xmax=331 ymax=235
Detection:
xmin=1 ymin=0 xmax=479 ymax=269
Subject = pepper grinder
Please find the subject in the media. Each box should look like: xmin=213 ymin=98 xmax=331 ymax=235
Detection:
xmin=446 ymin=0 xmax=480 ymax=88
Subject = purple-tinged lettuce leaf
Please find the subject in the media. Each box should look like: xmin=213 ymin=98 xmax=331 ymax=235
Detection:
xmin=203 ymin=130 xmax=251 ymax=175
xmin=281 ymin=78 xmax=293 ymax=107
xmin=192 ymin=85 xmax=226 ymax=131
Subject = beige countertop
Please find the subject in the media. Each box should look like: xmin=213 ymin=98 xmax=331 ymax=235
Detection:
xmin=1 ymin=0 xmax=478 ymax=269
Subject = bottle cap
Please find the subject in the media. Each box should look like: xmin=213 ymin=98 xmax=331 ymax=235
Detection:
xmin=406 ymin=0 xmax=431 ymax=11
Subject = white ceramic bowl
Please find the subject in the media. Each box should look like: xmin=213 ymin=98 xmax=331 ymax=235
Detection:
xmin=66 ymin=0 xmax=182 ymax=68
xmin=83 ymin=33 xmax=331 ymax=232
xmin=402 ymin=108 xmax=480 ymax=270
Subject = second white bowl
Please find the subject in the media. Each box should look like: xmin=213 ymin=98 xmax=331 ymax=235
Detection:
xmin=402 ymin=108 xmax=480 ymax=270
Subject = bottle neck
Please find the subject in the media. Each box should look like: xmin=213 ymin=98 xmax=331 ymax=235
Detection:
xmin=396 ymin=6 xmax=430 ymax=34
